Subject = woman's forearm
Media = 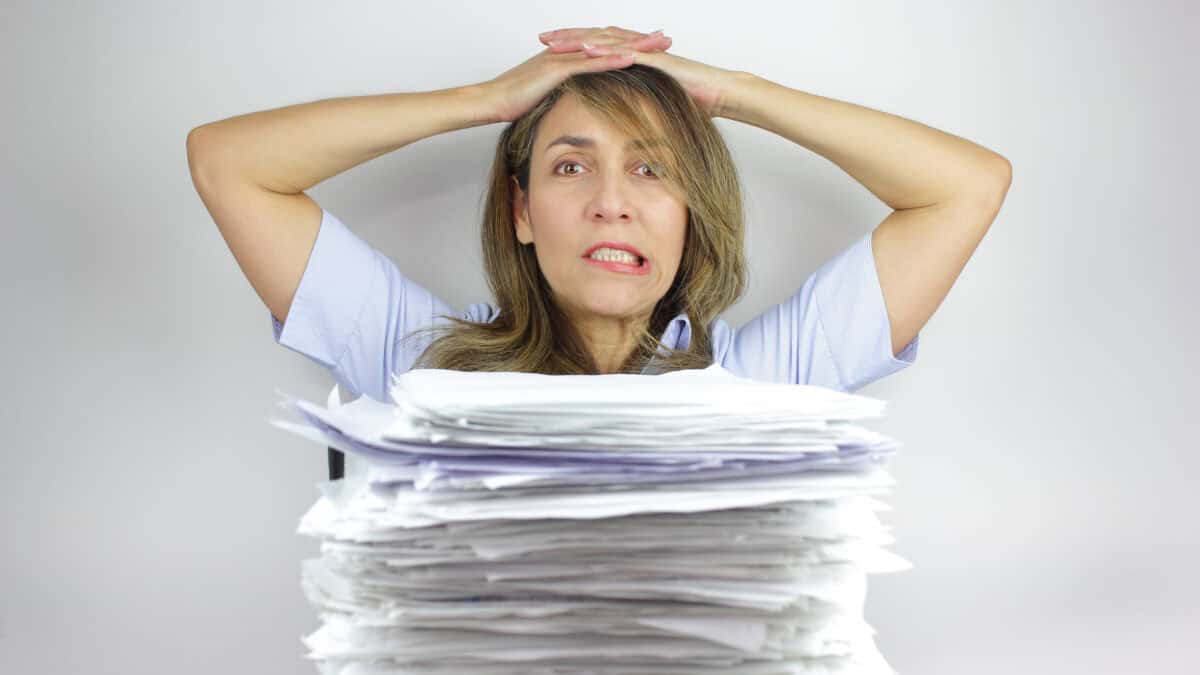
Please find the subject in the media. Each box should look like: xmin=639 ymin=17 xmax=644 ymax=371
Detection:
xmin=718 ymin=72 xmax=1009 ymax=210
xmin=187 ymin=84 xmax=495 ymax=195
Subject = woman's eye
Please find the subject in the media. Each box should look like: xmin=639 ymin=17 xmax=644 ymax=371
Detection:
xmin=554 ymin=161 xmax=658 ymax=178
xmin=557 ymin=161 xmax=583 ymax=175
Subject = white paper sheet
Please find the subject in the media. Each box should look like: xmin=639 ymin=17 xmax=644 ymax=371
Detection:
xmin=271 ymin=365 xmax=908 ymax=674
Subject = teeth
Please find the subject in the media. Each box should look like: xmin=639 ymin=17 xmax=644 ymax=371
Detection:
xmin=589 ymin=247 xmax=641 ymax=264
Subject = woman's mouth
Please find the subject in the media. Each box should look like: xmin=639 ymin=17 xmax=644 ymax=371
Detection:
xmin=582 ymin=253 xmax=650 ymax=275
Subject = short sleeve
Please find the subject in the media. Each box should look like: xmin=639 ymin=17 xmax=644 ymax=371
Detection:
xmin=270 ymin=207 xmax=466 ymax=403
xmin=718 ymin=231 xmax=918 ymax=392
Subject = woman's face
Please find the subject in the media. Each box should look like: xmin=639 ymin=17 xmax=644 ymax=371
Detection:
xmin=512 ymin=95 xmax=688 ymax=329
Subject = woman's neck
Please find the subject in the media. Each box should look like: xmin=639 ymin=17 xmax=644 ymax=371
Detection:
xmin=569 ymin=311 xmax=649 ymax=374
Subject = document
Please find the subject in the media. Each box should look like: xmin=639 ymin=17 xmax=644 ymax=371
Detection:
xmin=272 ymin=364 xmax=909 ymax=675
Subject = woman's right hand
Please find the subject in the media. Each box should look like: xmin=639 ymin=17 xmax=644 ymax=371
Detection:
xmin=480 ymin=27 xmax=672 ymax=124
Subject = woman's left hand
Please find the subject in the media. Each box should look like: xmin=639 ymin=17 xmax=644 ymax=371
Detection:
xmin=537 ymin=26 xmax=739 ymax=118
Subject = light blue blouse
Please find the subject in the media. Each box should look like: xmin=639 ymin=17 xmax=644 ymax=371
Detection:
xmin=272 ymin=208 xmax=918 ymax=403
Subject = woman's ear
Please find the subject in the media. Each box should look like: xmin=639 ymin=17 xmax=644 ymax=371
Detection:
xmin=511 ymin=175 xmax=533 ymax=245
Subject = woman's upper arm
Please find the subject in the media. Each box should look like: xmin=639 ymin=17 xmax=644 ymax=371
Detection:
xmin=267 ymin=207 xmax=457 ymax=402
xmin=719 ymin=231 xmax=919 ymax=392
xmin=188 ymin=137 xmax=324 ymax=325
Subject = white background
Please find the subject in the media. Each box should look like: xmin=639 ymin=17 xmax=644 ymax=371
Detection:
xmin=2 ymin=1 xmax=1196 ymax=673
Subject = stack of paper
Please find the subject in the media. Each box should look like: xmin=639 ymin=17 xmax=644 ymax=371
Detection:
xmin=271 ymin=363 xmax=911 ymax=675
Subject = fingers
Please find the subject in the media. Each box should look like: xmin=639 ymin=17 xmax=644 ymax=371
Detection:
xmin=556 ymin=49 xmax=634 ymax=74
xmin=541 ymin=27 xmax=641 ymax=42
xmin=629 ymin=32 xmax=671 ymax=49
xmin=580 ymin=37 xmax=669 ymax=58
xmin=544 ymin=34 xmax=606 ymax=51
xmin=539 ymin=28 xmax=584 ymax=42
xmin=581 ymin=43 xmax=626 ymax=57
xmin=546 ymin=33 xmax=671 ymax=54
xmin=578 ymin=52 xmax=636 ymax=73
xmin=540 ymin=26 xmax=665 ymax=47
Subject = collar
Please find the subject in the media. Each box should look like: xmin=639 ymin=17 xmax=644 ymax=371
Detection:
xmin=640 ymin=312 xmax=693 ymax=374
xmin=659 ymin=312 xmax=693 ymax=350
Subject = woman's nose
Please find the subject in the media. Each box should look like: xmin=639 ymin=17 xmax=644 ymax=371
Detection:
xmin=588 ymin=174 xmax=634 ymax=223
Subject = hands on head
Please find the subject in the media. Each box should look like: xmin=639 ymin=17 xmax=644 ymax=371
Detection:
xmin=483 ymin=26 xmax=734 ymax=122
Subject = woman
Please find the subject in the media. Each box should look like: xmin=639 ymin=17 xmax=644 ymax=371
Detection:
xmin=187 ymin=26 xmax=1011 ymax=403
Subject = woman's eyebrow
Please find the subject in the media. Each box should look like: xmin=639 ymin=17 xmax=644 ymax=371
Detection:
xmin=543 ymin=135 xmax=664 ymax=154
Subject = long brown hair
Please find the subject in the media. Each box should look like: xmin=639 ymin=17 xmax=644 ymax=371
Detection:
xmin=404 ymin=64 xmax=747 ymax=374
